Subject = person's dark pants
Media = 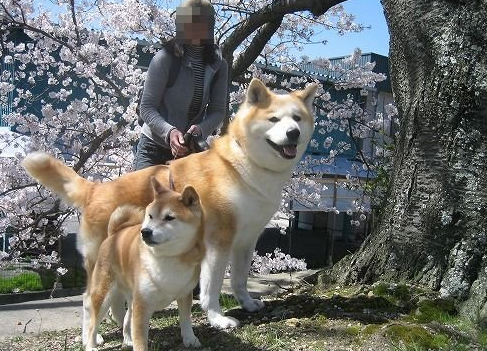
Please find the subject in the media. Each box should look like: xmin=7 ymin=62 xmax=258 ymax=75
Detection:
xmin=134 ymin=134 xmax=174 ymax=170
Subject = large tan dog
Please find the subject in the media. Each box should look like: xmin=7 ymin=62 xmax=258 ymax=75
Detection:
xmin=22 ymin=78 xmax=317 ymax=329
xmin=85 ymin=178 xmax=203 ymax=351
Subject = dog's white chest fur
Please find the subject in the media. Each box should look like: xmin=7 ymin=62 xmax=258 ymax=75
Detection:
xmin=227 ymin=161 xmax=288 ymax=244
xmin=138 ymin=254 xmax=197 ymax=306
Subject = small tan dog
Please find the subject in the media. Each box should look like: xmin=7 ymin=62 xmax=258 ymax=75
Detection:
xmin=85 ymin=177 xmax=204 ymax=351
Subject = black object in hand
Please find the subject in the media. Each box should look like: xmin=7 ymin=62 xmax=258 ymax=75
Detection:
xmin=183 ymin=133 xmax=210 ymax=153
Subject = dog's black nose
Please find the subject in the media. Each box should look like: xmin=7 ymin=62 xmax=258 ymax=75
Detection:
xmin=286 ymin=128 xmax=300 ymax=142
xmin=141 ymin=228 xmax=153 ymax=239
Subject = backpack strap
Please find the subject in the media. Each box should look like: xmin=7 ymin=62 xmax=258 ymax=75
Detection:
xmin=166 ymin=53 xmax=181 ymax=88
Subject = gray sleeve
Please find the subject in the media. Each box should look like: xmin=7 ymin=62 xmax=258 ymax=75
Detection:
xmin=198 ymin=58 xmax=228 ymax=136
xmin=139 ymin=49 xmax=175 ymax=142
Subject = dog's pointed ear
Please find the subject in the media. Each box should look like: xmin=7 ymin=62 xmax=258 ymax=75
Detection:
xmin=246 ymin=78 xmax=271 ymax=106
xmin=294 ymin=84 xmax=318 ymax=112
xmin=150 ymin=176 xmax=170 ymax=197
xmin=181 ymin=185 xmax=201 ymax=209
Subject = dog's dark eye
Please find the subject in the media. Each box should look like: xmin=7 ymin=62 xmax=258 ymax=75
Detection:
xmin=269 ymin=117 xmax=279 ymax=123
xmin=293 ymin=115 xmax=301 ymax=122
xmin=165 ymin=214 xmax=175 ymax=221
xmin=148 ymin=214 xmax=153 ymax=220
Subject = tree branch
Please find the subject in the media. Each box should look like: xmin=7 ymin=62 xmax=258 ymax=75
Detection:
xmin=231 ymin=17 xmax=283 ymax=78
xmin=74 ymin=118 xmax=130 ymax=172
xmin=69 ymin=0 xmax=81 ymax=46
xmin=0 ymin=183 xmax=37 ymax=198
xmin=221 ymin=0 xmax=345 ymax=66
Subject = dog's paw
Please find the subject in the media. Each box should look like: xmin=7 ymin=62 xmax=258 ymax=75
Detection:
xmin=183 ymin=334 xmax=201 ymax=348
xmin=96 ymin=334 xmax=104 ymax=346
xmin=242 ymin=298 xmax=265 ymax=312
xmin=82 ymin=334 xmax=104 ymax=348
xmin=208 ymin=314 xmax=239 ymax=329
xmin=121 ymin=340 xmax=133 ymax=350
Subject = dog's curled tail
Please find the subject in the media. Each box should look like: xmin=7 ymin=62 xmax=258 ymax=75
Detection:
xmin=108 ymin=205 xmax=145 ymax=236
xmin=22 ymin=152 xmax=90 ymax=208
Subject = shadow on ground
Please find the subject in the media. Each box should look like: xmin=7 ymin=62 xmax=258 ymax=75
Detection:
xmin=95 ymin=292 xmax=411 ymax=350
xmin=227 ymin=292 xmax=411 ymax=325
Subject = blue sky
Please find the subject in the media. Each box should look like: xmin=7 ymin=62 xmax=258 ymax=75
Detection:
xmin=299 ymin=0 xmax=390 ymax=59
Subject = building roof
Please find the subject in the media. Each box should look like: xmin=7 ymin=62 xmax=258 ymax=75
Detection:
xmin=256 ymin=52 xmax=391 ymax=92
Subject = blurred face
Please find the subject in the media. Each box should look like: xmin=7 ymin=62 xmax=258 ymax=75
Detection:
xmin=176 ymin=6 xmax=214 ymax=46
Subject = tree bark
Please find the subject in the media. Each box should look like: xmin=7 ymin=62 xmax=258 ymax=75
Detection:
xmin=335 ymin=0 xmax=487 ymax=326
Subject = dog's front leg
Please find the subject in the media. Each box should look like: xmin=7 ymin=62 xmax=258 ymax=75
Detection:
xmin=230 ymin=236 xmax=265 ymax=312
xmin=199 ymin=245 xmax=239 ymax=329
xmin=122 ymin=297 xmax=133 ymax=348
xmin=82 ymin=292 xmax=90 ymax=345
xmin=108 ymin=290 xmax=126 ymax=326
xmin=83 ymin=292 xmax=106 ymax=348
xmin=177 ymin=292 xmax=201 ymax=347
xmin=131 ymin=296 xmax=151 ymax=351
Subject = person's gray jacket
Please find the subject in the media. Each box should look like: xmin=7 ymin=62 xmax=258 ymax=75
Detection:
xmin=139 ymin=46 xmax=228 ymax=148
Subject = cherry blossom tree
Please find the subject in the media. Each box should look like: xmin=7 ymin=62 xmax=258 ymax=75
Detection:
xmin=0 ymin=0 xmax=389 ymax=272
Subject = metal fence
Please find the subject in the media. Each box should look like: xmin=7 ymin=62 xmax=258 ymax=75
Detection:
xmin=0 ymin=56 xmax=14 ymax=127
xmin=0 ymin=259 xmax=86 ymax=294
xmin=0 ymin=232 xmax=87 ymax=294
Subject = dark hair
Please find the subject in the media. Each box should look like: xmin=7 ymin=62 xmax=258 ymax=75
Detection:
xmin=176 ymin=0 xmax=216 ymax=37
xmin=163 ymin=39 xmax=218 ymax=65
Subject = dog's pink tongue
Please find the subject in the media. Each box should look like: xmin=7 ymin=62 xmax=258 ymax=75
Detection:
xmin=283 ymin=145 xmax=297 ymax=157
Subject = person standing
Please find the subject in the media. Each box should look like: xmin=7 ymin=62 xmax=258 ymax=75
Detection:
xmin=134 ymin=0 xmax=228 ymax=169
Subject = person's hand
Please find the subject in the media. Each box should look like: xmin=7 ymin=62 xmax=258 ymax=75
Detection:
xmin=187 ymin=125 xmax=202 ymax=136
xmin=169 ymin=129 xmax=189 ymax=158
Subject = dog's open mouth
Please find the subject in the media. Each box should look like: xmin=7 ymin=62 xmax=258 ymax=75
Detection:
xmin=266 ymin=139 xmax=297 ymax=159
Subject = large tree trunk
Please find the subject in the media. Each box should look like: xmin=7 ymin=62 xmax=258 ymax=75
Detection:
xmin=335 ymin=0 xmax=487 ymax=325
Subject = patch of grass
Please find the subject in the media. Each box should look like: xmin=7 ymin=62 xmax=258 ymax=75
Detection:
xmin=362 ymin=323 xmax=383 ymax=337
xmin=0 ymin=272 xmax=43 ymax=293
xmin=391 ymin=343 xmax=426 ymax=351
xmin=372 ymin=282 xmax=391 ymax=296
xmin=261 ymin=329 xmax=289 ymax=350
xmin=373 ymin=282 xmax=411 ymax=302
xmin=410 ymin=299 xmax=457 ymax=324
xmin=385 ymin=324 xmax=449 ymax=350
xmin=312 ymin=314 xmax=328 ymax=327
xmin=220 ymin=293 xmax=240 ymax=311
xmin=321 ymin=285 xmax=362 ymax=298
xmin=237 ymin=324 xmax=286 ymax=350
xmin=391 ymin=342 xmax=475 ymax=351
xmin=479 ymin=329 xmax=487 ymax=347
xmin=345 ymin=325 xmax=361 ymax=336
xmin=151 ymin=310 xmax=179 ymax=328
xmin=12 ymin=336 xmax=24 ymax=342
